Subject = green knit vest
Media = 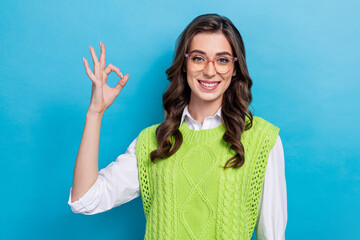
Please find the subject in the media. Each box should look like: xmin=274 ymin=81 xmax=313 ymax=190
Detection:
xmin=135 ymin=116 xmax=280 ymax=240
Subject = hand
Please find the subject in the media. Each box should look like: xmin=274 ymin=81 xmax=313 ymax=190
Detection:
xmin=83 ymin=41 xmax=129 ymax=115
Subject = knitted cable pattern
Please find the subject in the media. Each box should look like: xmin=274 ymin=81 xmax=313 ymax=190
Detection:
xmin=215 ymin=117 xmax=280 ymax=239
xmin=135 ymin=116 xmax=279 ymax=240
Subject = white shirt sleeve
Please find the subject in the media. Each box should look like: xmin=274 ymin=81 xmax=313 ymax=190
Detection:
xmin=67 ymin=137 xmax=141 ymax=215
xmin=255 ymin=135 xmax=287 ymax=240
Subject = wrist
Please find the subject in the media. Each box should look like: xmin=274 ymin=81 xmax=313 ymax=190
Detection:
xmin=86 ymin=109 xmax=104 ymax=119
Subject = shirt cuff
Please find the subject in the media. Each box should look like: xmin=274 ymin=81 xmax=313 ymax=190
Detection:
xmin=67 ymin=181 xmax=101 ymax=214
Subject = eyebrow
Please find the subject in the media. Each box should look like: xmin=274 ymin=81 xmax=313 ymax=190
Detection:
xmin=189 ymin=49 xmax=232 ymax=56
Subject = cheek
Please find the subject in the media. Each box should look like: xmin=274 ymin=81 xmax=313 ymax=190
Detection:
xmin=224 ymin=73 xmax=233 ymax=84
xmin=186 ymin=72 xmax=192 ymax=85
xmin=223 ymin=75 xmax=233 ymax=91
xmin=187 ymin=71 xmax=199 ymax=84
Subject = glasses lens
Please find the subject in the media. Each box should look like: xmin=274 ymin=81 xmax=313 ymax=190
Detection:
xmin=215 ymin=56 xmax=231 ymax=73
xmin=188 ymin=54 xmax=206 ymax=71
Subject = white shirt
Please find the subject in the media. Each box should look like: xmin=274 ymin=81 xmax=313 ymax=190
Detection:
xmin=68 ymin=106 xmax=287 ymax=240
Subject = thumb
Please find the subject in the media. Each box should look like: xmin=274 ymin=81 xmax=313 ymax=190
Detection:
xmin=114 ymin=74 xmax=129 ymax=95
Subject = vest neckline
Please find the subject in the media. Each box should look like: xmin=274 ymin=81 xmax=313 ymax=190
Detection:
xmin=179 ymin=121 xmax=227 ymax=144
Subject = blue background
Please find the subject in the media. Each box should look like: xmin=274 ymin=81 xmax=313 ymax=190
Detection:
xmin=0 ymin=0 xmax=359 ymax=239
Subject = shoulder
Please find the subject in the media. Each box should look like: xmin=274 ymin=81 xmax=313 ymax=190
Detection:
xmin=251 ymin=116 xmax=280 ymax=132
xmin=243 ymin=116 xmax=280 ymax=145
xmin=135 ymin=123 xmax=161 ymax=155
xmin=137 ymin=123 xmax=161 ymax=140
xmin=250 ymin=116 xmax=280 ymax=148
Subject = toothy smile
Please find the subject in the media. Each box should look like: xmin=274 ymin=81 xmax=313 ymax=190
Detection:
xmin=198 ymin=80 xmax=221 ymax=87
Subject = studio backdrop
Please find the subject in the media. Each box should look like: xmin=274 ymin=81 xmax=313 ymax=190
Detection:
xmin=0 ymin=0 xmax=359 ymax=239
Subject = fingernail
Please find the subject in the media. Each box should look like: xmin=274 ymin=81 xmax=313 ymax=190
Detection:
xmin=89 ymin=46 xmax=91 ymax=50
xmin=120 ymin=72 xmax=123 ymax=78
xmin=100 ymin=41 xmax=102 ymax=46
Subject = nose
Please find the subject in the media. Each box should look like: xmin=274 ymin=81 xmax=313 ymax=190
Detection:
xmin=203 ymin=60 xmax=217 ymax=77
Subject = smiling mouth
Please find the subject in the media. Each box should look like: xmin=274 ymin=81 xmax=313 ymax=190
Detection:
xmin=198 ymin=80 xmax=221 ymax=87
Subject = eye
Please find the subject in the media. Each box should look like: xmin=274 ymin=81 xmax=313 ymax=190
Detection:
xmin=191 ymin=55 xmax=205 ymax=62
xmin=216 ymin=57 xmax=230 ymax=64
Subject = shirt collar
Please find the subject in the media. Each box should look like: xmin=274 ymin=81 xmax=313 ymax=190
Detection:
xmin=179 ymin=105 xmax=222 ymax=128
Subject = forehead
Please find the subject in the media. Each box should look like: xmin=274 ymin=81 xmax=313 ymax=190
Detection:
xmin=188 ymin=32 xmax=232 ymax=55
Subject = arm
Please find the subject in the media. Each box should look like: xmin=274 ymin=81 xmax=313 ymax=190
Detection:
xmin=68 ymin=137 xmax=141 ymax=214
xmin=70 ymin=41 xmax=129 ymax=203
xmin=255 ymin=135 xmax=287 ymax=240
xmin=70 ymin=111 xmax=102 ymax=203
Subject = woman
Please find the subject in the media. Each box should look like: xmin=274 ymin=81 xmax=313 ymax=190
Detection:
xmin=68 ymin=14 xmax=287 ymax=239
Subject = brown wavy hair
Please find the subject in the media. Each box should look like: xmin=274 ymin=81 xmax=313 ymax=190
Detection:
xmin=150 ymin=13 xmax=254 ymax=169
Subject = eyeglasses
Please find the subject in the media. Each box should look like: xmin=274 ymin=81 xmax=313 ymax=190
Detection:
xmin=184 ymin=52 xmax=238 ymax=74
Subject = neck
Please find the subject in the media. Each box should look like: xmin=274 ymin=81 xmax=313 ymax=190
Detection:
xmin=188 ymin=98 xmax=222 ymax=125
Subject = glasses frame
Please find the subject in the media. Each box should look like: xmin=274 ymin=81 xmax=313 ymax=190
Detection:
xmin=184 ymin=53 xmax=238 ymax=74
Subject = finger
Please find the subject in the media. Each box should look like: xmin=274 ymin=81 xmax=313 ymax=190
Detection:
xmin=99 ymin=41 xmax=106 ymax=70
xmin=83 ymin=57 xmax=97 ymax=82
xmin=113 ymin=74 xmax=129 ymax=94
xmin=104 ymin=64 xmax=123 ymax=78
xmin=89 ymin=45 xmax=100 ymax=75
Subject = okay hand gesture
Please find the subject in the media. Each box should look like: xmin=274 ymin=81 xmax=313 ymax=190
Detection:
xmin=83 ymin=41 xmax=129 ymax=114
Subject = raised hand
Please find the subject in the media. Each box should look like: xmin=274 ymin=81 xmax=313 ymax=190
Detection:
xmin=83 ymin=41 xmax=129 ymax=114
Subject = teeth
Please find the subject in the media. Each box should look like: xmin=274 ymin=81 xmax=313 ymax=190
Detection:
xmin=199 ymin=81 xmax=219 ymax=87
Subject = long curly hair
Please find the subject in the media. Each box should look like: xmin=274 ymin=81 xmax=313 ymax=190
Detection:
xmin=150 ymin=13 xmax=254 ymax=169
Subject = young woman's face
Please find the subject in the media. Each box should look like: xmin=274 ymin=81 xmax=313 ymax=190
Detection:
xmin=186 ymin=32 xmax=236 ymax=107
